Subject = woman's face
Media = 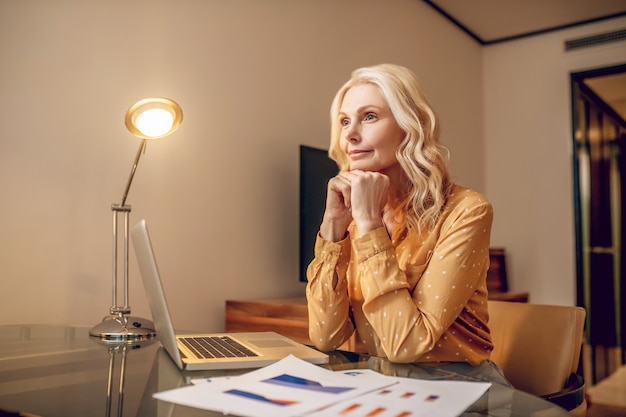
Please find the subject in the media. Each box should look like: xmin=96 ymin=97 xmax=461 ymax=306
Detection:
xmin=338 ymin=83 xmax=405 ymax=173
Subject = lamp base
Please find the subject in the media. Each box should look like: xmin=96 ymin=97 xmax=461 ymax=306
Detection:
xmin=89 ymin=314 xmax=156 ymax=341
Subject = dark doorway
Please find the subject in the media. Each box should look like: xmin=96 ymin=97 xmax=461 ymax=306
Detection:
xmin=571 ymin=63 xmax=626 ymax=383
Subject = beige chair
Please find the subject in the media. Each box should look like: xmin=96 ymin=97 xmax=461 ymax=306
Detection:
xmin=488 ymin=300 xmax=587 ymax=416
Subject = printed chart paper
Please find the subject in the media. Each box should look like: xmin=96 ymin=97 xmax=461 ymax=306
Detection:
xmin=154 ymin=355 xmax=491 ymax=417
xmin=154 ymin=355 xmax=396 ymax=417
xmin=307 ymin=369 xmax=491 ymax=417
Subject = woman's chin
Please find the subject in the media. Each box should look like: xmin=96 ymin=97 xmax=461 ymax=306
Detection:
xmin=350 ymin=162 xmax=376 ymax=171
xmin=350 ymin=165 xmax=382 ymax=173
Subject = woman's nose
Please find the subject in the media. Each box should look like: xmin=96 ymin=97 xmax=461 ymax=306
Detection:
xmin=344 ymin=124 xmax=361 ymax=142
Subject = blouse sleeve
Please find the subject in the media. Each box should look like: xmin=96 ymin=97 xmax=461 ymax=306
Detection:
xmin=305 ymin=234 xmax=355 ymax=351
xmin=357 ymin=198 xmax=493 ymax=362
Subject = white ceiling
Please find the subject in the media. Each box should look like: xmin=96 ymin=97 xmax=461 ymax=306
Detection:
xmin=423 ymin=0 xmax=626 ymax=44
xmin=422 ymin=0 xmax=626 ymax=120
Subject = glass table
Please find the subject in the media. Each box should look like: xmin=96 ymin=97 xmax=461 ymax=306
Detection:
xmin=0 ymin=325 xmax=570 ymax=417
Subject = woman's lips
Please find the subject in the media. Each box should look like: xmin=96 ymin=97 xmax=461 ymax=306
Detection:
xmin=348 ymin=149 xmax=370 ymax=159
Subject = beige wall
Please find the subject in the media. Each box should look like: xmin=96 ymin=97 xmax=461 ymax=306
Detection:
xmin=484 ymin=16 xmax=626 ymax=305
xmin=5 ymin=1 xmax=621 ymax=332
xmin=0 ymin=0 xmax=484 ymax=331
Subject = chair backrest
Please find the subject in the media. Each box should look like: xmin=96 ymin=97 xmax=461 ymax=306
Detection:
xmin=488 ymin=300 xmax=586 ymax=396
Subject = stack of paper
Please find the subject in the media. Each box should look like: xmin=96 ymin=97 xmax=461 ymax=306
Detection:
xmin=154 ymin=355 xmax=491 ymax=417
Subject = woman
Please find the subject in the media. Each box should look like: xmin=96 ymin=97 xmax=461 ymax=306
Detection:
xmin=306 ymin=63 xmax=509 ymax=385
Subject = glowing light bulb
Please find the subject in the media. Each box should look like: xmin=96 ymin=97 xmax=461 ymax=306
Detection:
xmin=135 ymin=108 xmax=174 ymax=138
xmin=125 ymin=98 xmax=183 ymax=139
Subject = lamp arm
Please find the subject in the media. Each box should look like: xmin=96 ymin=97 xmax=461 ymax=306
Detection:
xmin=91 ymin=96 xmax=182 ymax=341
xmin=120 ymin=139 xmax=147 ymax=207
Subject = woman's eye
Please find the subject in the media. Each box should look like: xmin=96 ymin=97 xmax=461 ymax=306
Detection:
xmin=341 ymin=118 xmax=350 ymax=127
xmin=364 ymin=112 xmax=377 ymax=121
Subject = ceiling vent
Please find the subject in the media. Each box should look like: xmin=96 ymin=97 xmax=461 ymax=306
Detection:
xmin=565 ymin=29 xmax=626 ymax=51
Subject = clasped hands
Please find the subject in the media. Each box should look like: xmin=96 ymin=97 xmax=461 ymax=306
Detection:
xmin=320 ymin=170 xmax=390 ymax=242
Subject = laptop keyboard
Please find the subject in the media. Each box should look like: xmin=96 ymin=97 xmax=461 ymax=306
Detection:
xmin=180 ymin=336 xmax=259 ymax=359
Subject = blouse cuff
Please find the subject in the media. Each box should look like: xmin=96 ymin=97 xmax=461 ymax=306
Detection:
xmin=352 ymin=226 xmax=393 ymax=263
xmin=314 ymin=231 xmax=351 ymax=265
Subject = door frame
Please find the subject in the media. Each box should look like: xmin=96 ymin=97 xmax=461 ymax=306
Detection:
xmin=570 ymin=63 xmax=626 ymax=382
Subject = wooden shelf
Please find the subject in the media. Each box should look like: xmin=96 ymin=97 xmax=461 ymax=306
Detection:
xmin=225 ymin=298 xmax=360 ymax=351
xmin=488 ymin=291 xmax=529 ymax=302
xmin=487 ymin=247 xmax=529 ymax=302
xmin=225 ymin=298 xmax=309 ymax=344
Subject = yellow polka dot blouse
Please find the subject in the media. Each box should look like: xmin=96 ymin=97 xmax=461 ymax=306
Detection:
xmin=306 ymin=185 xmax=494 ymax=365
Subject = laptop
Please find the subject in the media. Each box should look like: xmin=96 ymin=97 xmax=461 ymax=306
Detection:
xmin=130 ymin=219 xmax=329 ymax=371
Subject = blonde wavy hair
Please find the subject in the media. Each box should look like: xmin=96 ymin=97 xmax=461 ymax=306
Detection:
xmin=328 ymin=63 xmax=452 ymax=233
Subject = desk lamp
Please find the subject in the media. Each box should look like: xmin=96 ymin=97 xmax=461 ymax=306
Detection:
xmin=90 ymin=97 xmax=183 ymax=341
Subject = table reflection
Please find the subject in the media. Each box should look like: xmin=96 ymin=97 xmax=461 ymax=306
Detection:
xmin=0 ymin=325 xmax=570 ymax=417
xmin=96 ymin=339 xmax=159 ymax=417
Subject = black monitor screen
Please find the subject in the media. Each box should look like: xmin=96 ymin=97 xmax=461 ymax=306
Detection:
xmin=299 ymin=145 xmax=338 ymax=282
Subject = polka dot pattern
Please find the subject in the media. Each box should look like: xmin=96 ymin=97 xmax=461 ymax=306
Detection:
xmin=306 ymin=185 xmax=494 ymax=365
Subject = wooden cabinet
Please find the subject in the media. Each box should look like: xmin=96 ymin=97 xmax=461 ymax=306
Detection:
xmin=487 ymin=248 xmax=529 ymax=302
xmin=225 ymin=298 xmax=309 ymax=344
xmin=225 ymin=297 xmax=360 ymax=351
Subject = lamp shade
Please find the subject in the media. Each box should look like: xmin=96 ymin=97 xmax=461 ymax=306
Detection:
xmin=125 ymin=98 xmax=183 ymax=139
